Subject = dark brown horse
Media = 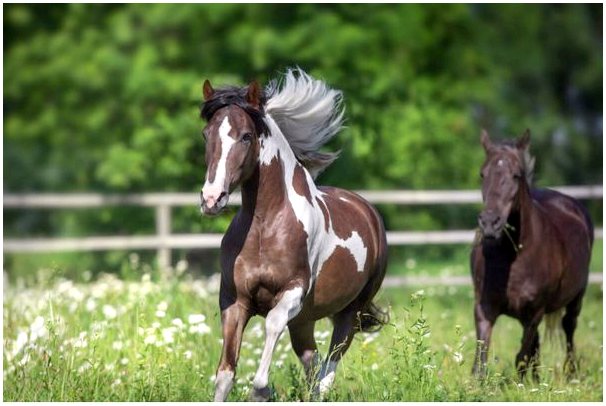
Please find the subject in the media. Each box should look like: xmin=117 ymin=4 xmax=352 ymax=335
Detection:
xmin=199 ymin=69 xmax=388 ymax=401
xmin=471 ymin=129 xmax=593 ymax=380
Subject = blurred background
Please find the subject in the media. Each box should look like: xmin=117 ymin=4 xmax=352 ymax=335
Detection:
xmin=3 ymin=4 xmax=603 ymax=283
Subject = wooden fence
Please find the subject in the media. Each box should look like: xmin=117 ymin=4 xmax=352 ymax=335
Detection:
xmin=4 ymin=185 xmax=603 ymax=272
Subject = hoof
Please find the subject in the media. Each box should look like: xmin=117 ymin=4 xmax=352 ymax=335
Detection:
xmin=250 ymin=386 xmax=271 ymax=401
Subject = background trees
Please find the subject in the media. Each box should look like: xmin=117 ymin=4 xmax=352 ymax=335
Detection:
xmin=4 ymin=4 xmax=602 ymax=275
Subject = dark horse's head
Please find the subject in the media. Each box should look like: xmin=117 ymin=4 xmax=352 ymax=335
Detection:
xmin=478 ymin=129 xmax=534 ymax=239
xmin=198 ymin=80 xmax=269 ymax=215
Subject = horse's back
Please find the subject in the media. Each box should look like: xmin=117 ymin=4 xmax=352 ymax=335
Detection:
xmin=318 ymin=186 xmax=387 ymax=260
xmin=532 ymin=188 xmax=594 ymax=257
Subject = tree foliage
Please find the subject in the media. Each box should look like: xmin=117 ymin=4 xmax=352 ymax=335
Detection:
xmin=4 ymin=4 xmax=602 ymax=271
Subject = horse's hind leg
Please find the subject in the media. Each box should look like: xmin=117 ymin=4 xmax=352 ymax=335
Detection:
xmin=288 ymin=321 xmax=320 ymax=393
xmin=562 ymin=290 xmax=585 ymax=376
xmin=316 ymin=309 xmax=357 ymax=397
xmin=516 ymin=314 xmax=542 ymax=381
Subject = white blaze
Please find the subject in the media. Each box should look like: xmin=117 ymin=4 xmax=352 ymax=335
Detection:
xmin=203 ymin=117 xmax=235 ymax=205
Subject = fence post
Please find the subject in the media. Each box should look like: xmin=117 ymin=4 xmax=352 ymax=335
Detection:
xmin=156 ymin=204 xmax=171 ymax=270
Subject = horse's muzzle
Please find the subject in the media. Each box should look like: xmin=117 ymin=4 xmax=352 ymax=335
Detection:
xmin=478 ymin=211 xmax=504 ymax=239
xmin=200 ymin=190 xmax=228 ymax=216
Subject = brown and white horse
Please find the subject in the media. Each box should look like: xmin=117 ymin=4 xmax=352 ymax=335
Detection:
xmin=471 ymin=130 xmax=593 ymax=380
xmin=199 ymin=69 xmax=388 ymax=401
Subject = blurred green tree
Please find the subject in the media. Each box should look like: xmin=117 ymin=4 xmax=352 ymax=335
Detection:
xmin=4 ymin=4 xmax=602 ymax=274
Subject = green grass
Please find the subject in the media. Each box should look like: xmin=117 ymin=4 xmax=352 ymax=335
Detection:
xmin=4 ymin=260 xmax=602 ymax=401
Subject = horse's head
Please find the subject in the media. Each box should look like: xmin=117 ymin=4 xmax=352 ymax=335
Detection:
xmin=478 ymin=129 xmax=533 ymax=239
xmin=199 ymin=80 xmax=267 ymax=215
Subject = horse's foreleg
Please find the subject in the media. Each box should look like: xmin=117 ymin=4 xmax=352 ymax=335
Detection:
xmin=472 ymin=303 xmax=495 ymax=379
xmin=214 ymin=303 xmax=251 ymax=402
xmin=251 ymin=286 xmax=305 ymax=401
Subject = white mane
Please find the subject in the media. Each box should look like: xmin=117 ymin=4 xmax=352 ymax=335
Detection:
xmin=264 ymin=68 xmax=344 ymax=177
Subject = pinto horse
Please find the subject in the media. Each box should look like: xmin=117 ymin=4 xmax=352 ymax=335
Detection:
xmin=199 ymin=69 xmax=388 ymax=401
xmin=471 ymin=129 xmax=593 ymax=380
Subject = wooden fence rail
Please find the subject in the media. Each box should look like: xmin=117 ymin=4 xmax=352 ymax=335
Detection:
xmin=4 ymin=185 xmax=603 ymax=271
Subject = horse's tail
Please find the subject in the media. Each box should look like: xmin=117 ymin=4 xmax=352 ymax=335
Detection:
xmin=543 ymin=309 xmax=564 ymax=344
xmin=356 ymin=302 xmax=389 ymax=333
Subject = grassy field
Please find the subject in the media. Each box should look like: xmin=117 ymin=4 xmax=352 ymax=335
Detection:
xmin=3 ymin=258 xmax=603 ymax=402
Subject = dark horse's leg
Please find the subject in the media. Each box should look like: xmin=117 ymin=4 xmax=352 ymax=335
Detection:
xmin=316 ymin=309 xmax=357 ymax=397
xmin=214 ymin=303 xmax=252 ymax=401
xmin=516 ymin=312 xmax=543 ymax=381
xmin=472 ymin=304 xmax=496 ymax=378
xmin=562 ymin=290 xmax=585 ymax=376
xmin=288 ymin=320 xmax=320 ymax=393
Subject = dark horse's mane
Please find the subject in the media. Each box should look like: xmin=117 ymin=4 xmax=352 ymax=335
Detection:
xmin=200 ymin=85 xmax=270 ymax=137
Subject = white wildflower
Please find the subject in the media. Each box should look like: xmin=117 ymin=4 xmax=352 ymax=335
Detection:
xmin=161 ymin=327 xmax=177 ymax=344
xmin=188 ymin=314 xmax=206 ymax=324
xmin=155 ymin=310 xmax=166 ymax=318
xmin=157 ymin=301 xmax=168 ymax=312
xmin=189 ymin=323 xmax=211 ymax=335
xmin=112 ymin=341 xmax=124 ymax=351
xmin=73 ymin=332 xmax=88 ymax=348
xmin=30 ymin=316 xmax=47 ymax=341
xmin=184 ymin=350 xmax=192 ymax=360
xmin=371 ymin=363 xmax=379 ymax=371
xmin=144 ymin=335 xmax=157 ymax=345
xmin=120 ymin=358 xmax=129 ymax=365
xmin=453 ymin=352 xmax=463 ymax=365
xmin=172 ymin=318 xmax=184 ymax=329
xmin=102 ymin=304 xmax=117 ymax=320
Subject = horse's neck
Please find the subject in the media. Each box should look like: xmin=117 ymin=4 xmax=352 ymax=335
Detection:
xmin=505 ymin=181 xmax=535 ymax=248
xmin=241 ymin=118 xmax=316 ymax=218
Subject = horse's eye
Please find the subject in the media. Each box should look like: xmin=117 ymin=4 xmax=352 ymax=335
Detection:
xmin=480 ymin=172 xmax=484 ymax=179
xmin=242 ymin=133 xmax=253 ymax=143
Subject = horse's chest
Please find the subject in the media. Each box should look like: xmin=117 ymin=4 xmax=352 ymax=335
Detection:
xmin=503 ymin=260 xmax=559 ymax=315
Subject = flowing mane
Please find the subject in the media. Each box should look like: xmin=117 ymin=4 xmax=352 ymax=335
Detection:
xmin=200 ymin=68 xmax=344 ymax=177
xmin=265 ymin=68 xmax=344 ymax=177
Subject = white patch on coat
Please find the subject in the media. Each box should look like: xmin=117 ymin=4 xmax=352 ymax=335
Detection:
xmin=202 ymin=117 xmax=235 ymax=203
xmin=261 ymin=115 xmax=368 ymax=288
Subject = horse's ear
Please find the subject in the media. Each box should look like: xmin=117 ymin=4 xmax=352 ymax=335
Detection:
xmin=517 ymin=129 xmax=531 ymax=150
xmin=246 ymin=80 xmax=261 ymax=110
xmin=203 ymin=79 xmax=214 ymax=101
xmin=480 ymin=129 xmax=492 ymax=152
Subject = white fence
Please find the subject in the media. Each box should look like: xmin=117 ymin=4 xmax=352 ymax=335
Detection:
xmin=4 ymin=185 xmax=603 ymax=271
